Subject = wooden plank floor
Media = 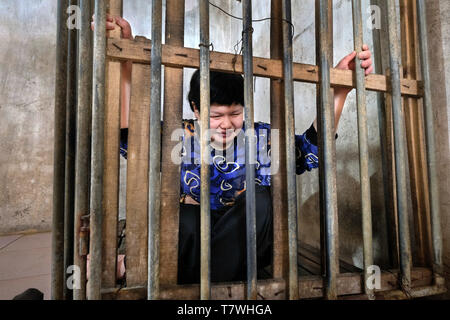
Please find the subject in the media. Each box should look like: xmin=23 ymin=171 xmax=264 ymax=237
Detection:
xmin=115 ymin=223 xmax=362 ymax=281
xmin=297 ymin=242 xmax=362 ymax=276
xmin=257 ymin=241 xmax=362 ymax=279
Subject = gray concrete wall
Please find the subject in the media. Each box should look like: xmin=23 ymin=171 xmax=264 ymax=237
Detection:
xmin=0 ymin=0 xmax=57 ymax=234
xmin=0 ymin=0 xmax=449 ymax=292
xmin=427 ymin=0 xmax=450 ymax=299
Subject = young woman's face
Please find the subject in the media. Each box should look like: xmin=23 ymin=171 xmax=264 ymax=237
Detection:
xmin=194 ymin=103 xmax=244 ymax=145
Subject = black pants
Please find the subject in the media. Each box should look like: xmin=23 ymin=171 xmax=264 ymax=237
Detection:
xmin=177 ymin=185 xmax=273 ymax=284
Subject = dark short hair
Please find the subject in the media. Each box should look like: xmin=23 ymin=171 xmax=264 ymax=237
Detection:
xmin=187 ymin=70 xmax=244 ymax=112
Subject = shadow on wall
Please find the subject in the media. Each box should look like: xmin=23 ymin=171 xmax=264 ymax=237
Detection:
xmin=298 ymin=147 xmax=395 ymax=271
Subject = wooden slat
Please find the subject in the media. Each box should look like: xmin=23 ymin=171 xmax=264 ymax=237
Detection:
xmin=270 ymin=0 xmax=288 ymax=281
xmin=371 ymin=0 xmax=399 ymax=269
xmin=298 ymin=266 xmax=314 ymax=276
xmin=159 ymin=0 xmax=185 ymax=286
xmin=298 ymin=242 xmax=362 ymax=274
xmin=101 ymin=0 xmax=123 ymax=288
xmin=298 ymin=255 xmax=321 ymax=275
xmin=102 ymin=61 xmax=121 ymax=288
xmin=102 ymin=279 xmax=286 ymax=300
xmin=107 ymin=0 xmax=122 ymax=20
xmin=161 ymin=280 xmax=287 ymax=300
xmin=341 ymin=284 xmax=446 ymax=300
xmin=400 ymin=0 xmax=432 ymax=267
xmin=107 ymin=37 xmax=423 ymax=97
xmin=101 ymin=267 xmax=434 ymax=300
xmin=125 ymin=62 xmax=151 ymax=286
xmin=383 ymin=78 xmax=401 ymax=268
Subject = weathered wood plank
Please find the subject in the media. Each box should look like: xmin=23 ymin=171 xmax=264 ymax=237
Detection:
xmin=270 ymin=0 xmax=288 ymax=282
xmin=125 ymin=63 xmax=151 ymax=287
xmin=383 ymin=69 xmax=401 ymax=268
xmin=101 ymin=268 xmax=434 ymax=300
xmin=107 ymin=37 xmax=423 ymax=97
xmin=400 ymin=0 xmax=432 ymax=267
xmin=102 ymin=279 xmax=286 ymax=300
xmin=298 ymin=255 xmax=322 ymax=275
xmin=101 ymin=0 xmax=123 ymax=289
xmin=341 ymin=274 xmax=446 ymax=299
xmin=371 ymin=0 xmax=399 ymax=269
xmin=298 ymin=242 xmax=362 ymax=274
xmin=102 ymin=61 xmax=121 ymax=288
xmin=159 ymin=0 xmax=185 ymax=287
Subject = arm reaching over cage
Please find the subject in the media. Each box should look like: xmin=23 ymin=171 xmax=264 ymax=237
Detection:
xmin=91 ymin=15 xmax=133 ymax=129
xmin=313 ymin=44 xmax=373 ymax=132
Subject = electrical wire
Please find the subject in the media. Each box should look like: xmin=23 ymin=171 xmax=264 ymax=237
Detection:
xmin=208 ymin=1 xmax=295 ymax=36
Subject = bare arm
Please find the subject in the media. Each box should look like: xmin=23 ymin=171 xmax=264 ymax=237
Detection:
xmin=313 ymin=44 xmax=374 ymax=133
xmin=91 ymin=15 xmax=133 ymax=129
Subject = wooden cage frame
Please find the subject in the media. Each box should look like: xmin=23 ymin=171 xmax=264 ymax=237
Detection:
xmin=51 ymin=0 xmax=446 ymax=300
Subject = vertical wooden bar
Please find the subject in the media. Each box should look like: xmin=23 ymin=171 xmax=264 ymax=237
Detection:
xmin=74 ymin=0 xmax=92 ymax=301
xmin=242 ymin=0 xmax=257 ymax=300
xmin=384 ymin=68 xmax=402 ymax=268
xmin=125 ymin=61 xmax=151 ymax=287
xmin=63 ymin=0 xmax=78 ymax=300
xmin=416 ymin=0 xmax=444 ymax=282
xmin=384 ymin=73 xmax=401 ymax=269
xmin=317 ymin=0 xmax=339 ymax=300
xmin=52 ymin=0 xmax=69 ymax=300
xmin=370 ymin=0 xmax=399 ymax=269
xmin=199 ymin=0 xmax=211 ymax=300
xmin=102 ymin=0 xmax=123 ymax=290
xmin=351 ymin=0 xmax=374 ymax=300
xmin=148 ymin=0 xmax=163 ymax=300
xmin=386 ymin=0 xmax=412 ymax=292
xmin=315 ymin=0 xmax=324 ymax=278
xmin=270 ymin=0 xmax=288 ymax=282
xmin=88 ymin=0 xmax=107 ymax=300
xmin=159 ymin=0 xmax=185 ymax=286
xmin=316 ymin=0 xmax=334 ymax=279
xmin=281 ymin=0 xmax=299 ymax=300
xmin=400 ymin=0 xmax=432 ymax=267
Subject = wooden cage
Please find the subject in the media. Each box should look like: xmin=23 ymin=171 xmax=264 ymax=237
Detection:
xmin=51 ymin=0 xmax=446 ymax=300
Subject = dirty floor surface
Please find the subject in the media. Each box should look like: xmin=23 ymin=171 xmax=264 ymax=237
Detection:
xmin=0 ymin=232 xmax=51 ymax=300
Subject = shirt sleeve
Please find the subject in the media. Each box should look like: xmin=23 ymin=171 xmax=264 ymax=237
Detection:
xmin=119 ymin=120 xmax=178 ymax=161
xmin=120 ymin=128 xmax=128 ymax=160
xmin=295 ymin=124 xmax=319 ymax=175
xmin=295 ymin=123 xmax=339 ymax=175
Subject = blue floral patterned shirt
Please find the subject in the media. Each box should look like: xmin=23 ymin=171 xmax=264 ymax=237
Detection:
xmin=120 ymin=119 xmax=320 ymax=211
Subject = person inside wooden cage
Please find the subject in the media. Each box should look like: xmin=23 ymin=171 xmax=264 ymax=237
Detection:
xmin=92 ymin=14 xmax=373 ymax=284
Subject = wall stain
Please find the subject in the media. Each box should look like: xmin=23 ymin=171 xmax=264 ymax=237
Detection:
xmin=14 ymin=206 xmax=31 ymax=218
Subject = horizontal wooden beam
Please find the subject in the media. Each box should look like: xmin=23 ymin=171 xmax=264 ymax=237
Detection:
xmin=107 ymin=37 xmax=423 ymax=97
xmin=101 ymin=267 xmax=435 ymax=300
xmin=341 ymin=274 xmax=446 ymax=300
